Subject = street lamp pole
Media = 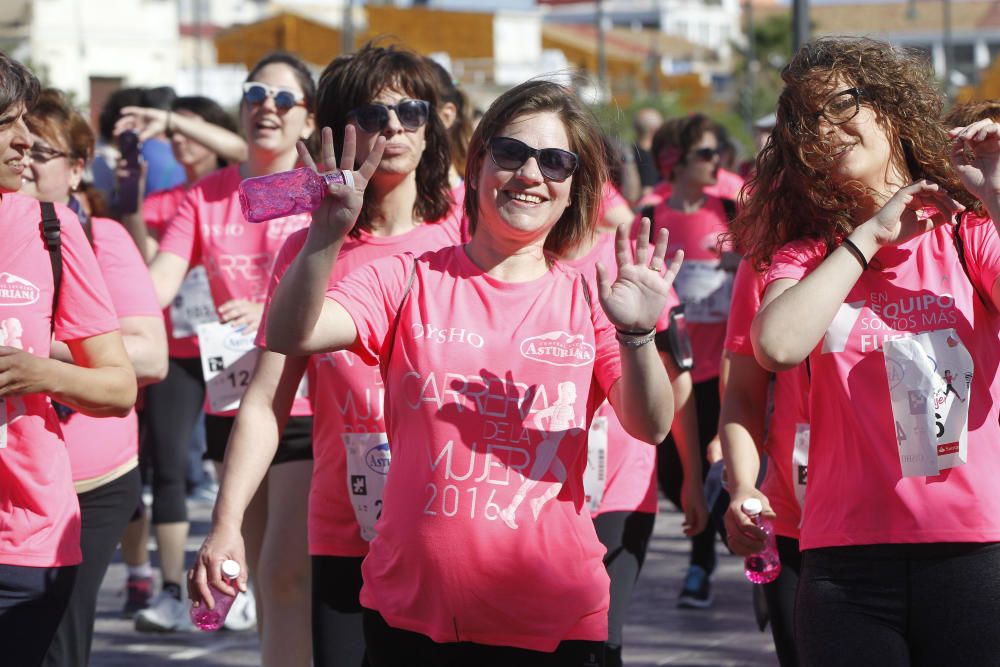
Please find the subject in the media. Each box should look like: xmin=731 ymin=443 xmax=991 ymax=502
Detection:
xmin=943 ymin=0 xmax=954 ymax=100
xmin=792 ymin=0 xmax=809 ymax=53
xmin=597 ymin=0 xmax=608 ymax=99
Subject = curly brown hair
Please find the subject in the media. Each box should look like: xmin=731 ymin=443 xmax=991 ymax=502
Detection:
xmin=731 ymin=37 xmax=978 ymax=271
xmin=943 ymin=100 xmax=1000 ymax=128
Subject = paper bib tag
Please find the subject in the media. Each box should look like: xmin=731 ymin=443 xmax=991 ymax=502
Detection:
xmin=343 ymin=432 xmax=390 ymax=541
xmin=792 ymin=422 xmax=810 ymax=516
xmin=673 ymin=260 xmax=734 ymax=323
xmin=0 ymin=397 xmax=7 ymax=449
xmin=583 ymin=416 xmax=609 ymax=514
xmin=197 ymin=322 xmax=260 ymax=413
xmin=170 ymin=266 xmax=217 ymax=338
xmin=883 ymin=329 xmax=973 ymax=478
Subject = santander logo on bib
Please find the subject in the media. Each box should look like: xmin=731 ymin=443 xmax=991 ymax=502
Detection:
xmin=0 ymin=273 xmax=41 ymax=307
xmin=520 ymin=331 xmax=595 ymax=367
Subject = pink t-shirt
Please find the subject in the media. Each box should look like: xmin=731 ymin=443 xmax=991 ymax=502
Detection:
xmin=564 ymin=232 xmax=679 ymax=516
xmin=62 ymin=217 xmax=162 ymax=482
xmin=647 ymin=195 xmax=734 ymax=383
xmin=765 ymin=213 xmax=1000 ymax=549
xmin=330 ymin=245 xmax=621 ymax=650
xmin=145 ymin=185 xmax=200 ymax=359
xmin=596 ymin=182 xmax=629 ymax=225
xmin=260 ymin=213 xmax=464 ymax=558
xmin=725 ymin=259 xmax=809 ymax=539
xmin=638 ymin=169 xmax=745 ymax=210
xmin=0 ymin=194 xmax=119 ymax=567
xmin=159 ymin=165 xmax=312 ymax=416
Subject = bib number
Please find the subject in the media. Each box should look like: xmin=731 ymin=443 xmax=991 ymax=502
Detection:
xmin=673 ymin=260 xmax=734 ymax=324
xmin=884 ymin=329 xmax=973 ymax=478
xmin=343 ymin=432 xmax=391 ymax=541
xmin=170 ymin=266 xmax=217 ymax=338
xmin=792 ymin=422 xmax=809 ymax=515
xmin=583 ymin=416 xmax=609 ymax=514
xmin=0 ymin=397 xmax=7 ymax=449
xmin=197 ymin=322 xmax=260 ymax=413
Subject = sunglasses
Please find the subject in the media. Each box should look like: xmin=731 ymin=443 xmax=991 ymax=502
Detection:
xmin=815 ymin=87 xmax=865 ymax=126
xmin=488 ymin=136 xmax=579 ymax=182
xmin=348 ymin=100 xmax=430 ymax=133
xmin=27 ymin=144 xmax=68 ymax=164
xmin=242 ymin=82 xmax=306 ymax=112
xmin=690 ymin=147 xmax=721 ymax=161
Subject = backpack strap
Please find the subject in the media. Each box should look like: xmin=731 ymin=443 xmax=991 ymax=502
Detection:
xmin=951 ymin=211 xmax=989 ymax=308
xmin=40 ymin=202 xmax=62 ymax=329
xmin=720 ymin=197 xmax=738 ymax=224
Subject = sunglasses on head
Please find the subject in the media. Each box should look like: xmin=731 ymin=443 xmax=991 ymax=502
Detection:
xmin=347 ymin=99 xmax=430 ymax=133
xmin=691 ymin=147 xmax=721 ymax=161
xmin=242 ymin=82 xmax=306 ymax=112
xmin=488 ymin=136 xmax=579 ymax=182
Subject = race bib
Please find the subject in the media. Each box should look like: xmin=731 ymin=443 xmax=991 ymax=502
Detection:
xmin=792 ymin=422 xmax=809 ymax=514
xmin=197 ymin=322 xmax=260 ymax=413
xmin=583 ymin=416 xmax=609 ymax=514
xmin=0 ymin=397 xmax=6 ymax=449
xmin=343 ymin=432 xmax=391 ymax=541
xmin=673 ymin=260 xmax=734 ymax=323
xmin=170 ymin=266 xmax=217 ymax=338
xmin=884 ymin=329 xmax=973 ymax=478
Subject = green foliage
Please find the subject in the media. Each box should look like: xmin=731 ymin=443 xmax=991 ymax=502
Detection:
xmin=731 ymin=13 xmax=798 ymax=129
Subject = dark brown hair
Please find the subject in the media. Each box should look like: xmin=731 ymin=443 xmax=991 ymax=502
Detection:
xmin=943 ymin=101 xmax=1000 ymax=128
xmin=463 ymin=79 xmax=607 ymax=257
xmin=732 ymin=37 xmax=977 ymax=270
xmin=315 ymin=42 xmax=452 ymax=236
xmin=426 ymin=57 xmax=472 ymax=175
xmin=245 ymin=52 xmax=316 ymax=113
xmin=26 ymin=88 xmax=95 ymax=163
xmin=0 ymin=52 xmax=40 ymax=116
xmin=651 ymin=113 xmax=719 ymax=181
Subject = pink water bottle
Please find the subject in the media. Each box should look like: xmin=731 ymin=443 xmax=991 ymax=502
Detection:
xmin=191 ymin=559 xmax=242 ymax=631
xmin=238 ymin=167 xmax=353 ymax=223
xmin=741 ymin=498 xmax=781 ymax=584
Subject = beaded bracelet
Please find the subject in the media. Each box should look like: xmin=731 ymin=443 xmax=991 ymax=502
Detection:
xmin=615 ymin=327 xmax=656 ymax=348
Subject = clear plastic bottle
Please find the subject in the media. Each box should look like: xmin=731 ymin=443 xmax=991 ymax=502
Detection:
xmin=238 ymin=167 xmax=350 ymax=223
xmin=191 ymin=559 xmax=242 ymax=631
xmin=741 ymin=498 xmax=781 ymax=584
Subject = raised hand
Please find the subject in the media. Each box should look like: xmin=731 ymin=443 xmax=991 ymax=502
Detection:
xmin=114 ymin=106 xmax=166 ymax=143
xmin=296 ymin=126 xmax=385 ymax=240
xmin=865 ymin=180 xmax=964 ymax=248
xmin=951 ymin=119 xmax=1000 ymax=205
xmin=596 ymin=218 xmax=683 ymax=333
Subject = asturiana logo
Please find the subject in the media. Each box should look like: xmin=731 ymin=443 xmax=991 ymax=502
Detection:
xmin=520 ymin=331 xmax=595 ymax=367
xmin=0 ymin=273 xmax=41 ymax=307
xmin=223 ymin=328 xmax=257 ymax=352
xmin=365 ymin=443 xmax=391 ymax=475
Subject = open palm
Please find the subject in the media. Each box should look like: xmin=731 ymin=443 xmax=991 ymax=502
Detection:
xmin=597 ymin=218 xmax=683 ymax=332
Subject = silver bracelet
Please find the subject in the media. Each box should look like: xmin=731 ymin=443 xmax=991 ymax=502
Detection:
xmin=615 ymin=328 xmax=656 ymax=348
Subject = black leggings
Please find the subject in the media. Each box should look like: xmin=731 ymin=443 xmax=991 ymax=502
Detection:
xmin=763 ymin=536 xmax=801 ymax=667
xmin=592 ymin=511 xmax=655 ymax=667
xmin=143 ymin=356 xmax=205 ymax=524
xmin=796 ymin=542 xmax=1000 ymax=667
xmin=0 ymin=563 xmax=78 ymax=667
xmin=657 ymin=377 xmax=721 ymax=573
xmin=44 ymin=467 xmax=142 ymax=667
xmin=363 ymin=609 xmax=605 ymax=667
xmin=312 ymin=555 xmax=368 ymax=667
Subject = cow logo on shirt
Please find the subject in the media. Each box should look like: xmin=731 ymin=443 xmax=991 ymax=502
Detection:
xmin=519 ymin=331 xmax=595 ymax=367
xmin=0 ymin=273 xmax=41 ymax=307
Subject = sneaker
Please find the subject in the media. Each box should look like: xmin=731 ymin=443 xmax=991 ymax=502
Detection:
xmin=677 ymin=565 xmax=713 ymax=609
xmin=222 ymin=585 xmax=257 ymax=631
xmin=187 ymin=480 xmax=219 ymax=505
xmin=134 ymin=591 xmax=194 ymax=632
xmin=122 ymin=575 xmax=153 ymax=618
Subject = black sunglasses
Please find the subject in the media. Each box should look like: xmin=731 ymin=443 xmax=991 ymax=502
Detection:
xmin=691 ymin=147 xmax=721 ymax=162
xmin=815 ymin=87 xmax=865 ymax=126
xmin=348 ymin=100 xmax=430 ymax=133
xmin=488 ymin=136 xmax=579 ymax=182
xmin=242 ymin=82 xmax=306 ymax=112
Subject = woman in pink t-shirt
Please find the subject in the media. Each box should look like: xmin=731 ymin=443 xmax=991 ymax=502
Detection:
xmin=731 ymin=37 xmax=1000 ymax=666
xmin=259 ymin=79 xmax=678 ymax=665
xmin=20 ymin=88 xmax=168 ymax=667
xmin=641 ymin=113 xmax=739 ymax=609
xmin=0 ymin=54 xmax=136 ymax=667
xmin=132 ymin=53 xmax=318 ymax=649
xmin=190 ymin=44 xmax=461 ymax=667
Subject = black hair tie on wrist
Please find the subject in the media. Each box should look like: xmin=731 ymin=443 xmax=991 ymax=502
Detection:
xmin=841 ymin=238 xmax=869 ymax=271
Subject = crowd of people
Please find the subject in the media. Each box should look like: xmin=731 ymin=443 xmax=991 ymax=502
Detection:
xmin=1 ymin=33 xmax=999 ymax=667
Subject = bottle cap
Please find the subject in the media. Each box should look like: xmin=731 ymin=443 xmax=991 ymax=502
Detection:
xmin=221 ymin=559 xmax=241 ymax=579
xmin=741 ymin=498 xmax=763 ymax=517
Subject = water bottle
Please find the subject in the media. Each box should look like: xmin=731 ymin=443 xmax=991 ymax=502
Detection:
xmin=238 ymin=167 xmax=352 ymax=223
xmin=190 ymin=559 xmax=242 ymax=631
xmin=741 ymin=498 xmax=781 ymax=584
